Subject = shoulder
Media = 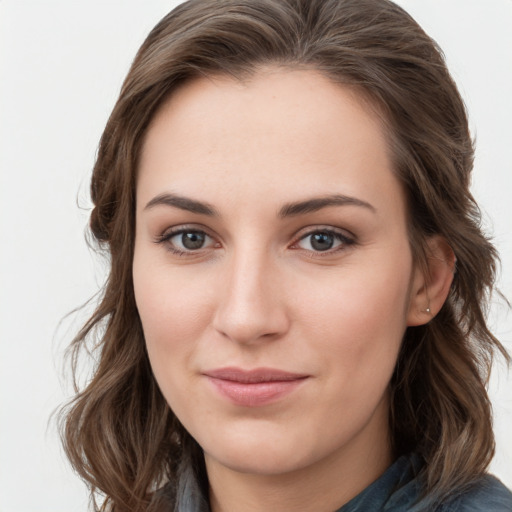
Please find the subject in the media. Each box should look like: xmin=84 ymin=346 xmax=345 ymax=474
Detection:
xmin=439 ymin=475 xmax=512 ymax=512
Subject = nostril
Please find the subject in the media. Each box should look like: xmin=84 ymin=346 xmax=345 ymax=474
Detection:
xmin=212 ymin=299 xmax=289 ymax=345
xmin=211 ymin=256 xmax=290 ymax=344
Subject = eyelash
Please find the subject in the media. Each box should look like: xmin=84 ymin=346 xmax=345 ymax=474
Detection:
xmin=291 ymin=228 xmax=356 ymax=257
xmin=154 ymin=226 xmax=217 ymax=257
xmin=154 ymin=226 xmax=356 ymax=258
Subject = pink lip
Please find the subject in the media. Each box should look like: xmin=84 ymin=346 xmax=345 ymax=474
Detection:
xmin=203 ymin=367 xmax=309 ymax=407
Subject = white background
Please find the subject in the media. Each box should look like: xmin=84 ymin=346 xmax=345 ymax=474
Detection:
xmin=0 ymin=1 xmax=511 ymax=510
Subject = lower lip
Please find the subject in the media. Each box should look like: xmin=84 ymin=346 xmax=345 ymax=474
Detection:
xmin=207 ymin=377 xmax=307 ymax=407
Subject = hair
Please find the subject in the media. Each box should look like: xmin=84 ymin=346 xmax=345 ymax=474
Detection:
xmin=60 ymin=0 xmax=510 ymax=510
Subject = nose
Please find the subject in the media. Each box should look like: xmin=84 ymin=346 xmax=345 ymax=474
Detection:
xmin=212 ymin=249 xmax=290 ymax=345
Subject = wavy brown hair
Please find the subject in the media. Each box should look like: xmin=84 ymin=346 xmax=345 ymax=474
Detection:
xmin=60 ymin=0 xmax=510 ymax=510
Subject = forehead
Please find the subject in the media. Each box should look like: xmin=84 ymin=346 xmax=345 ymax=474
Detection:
xmin=137 ymin=68 xmax=403 ymax=219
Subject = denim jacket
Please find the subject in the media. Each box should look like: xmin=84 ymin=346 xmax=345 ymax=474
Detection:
xmin=336 ymin=454 xmax=512 ymax=512
xmin=174 ymin=454 xmax=512 ymax=512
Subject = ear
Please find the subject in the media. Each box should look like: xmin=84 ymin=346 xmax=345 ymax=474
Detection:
xmin=406 ymin=236 xmax=456 ymax=326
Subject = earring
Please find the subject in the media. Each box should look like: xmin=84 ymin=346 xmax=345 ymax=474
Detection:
xmin=423 ymin=307 xmax=431 ymax=314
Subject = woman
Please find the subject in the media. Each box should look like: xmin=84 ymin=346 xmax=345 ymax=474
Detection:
xmin=61 ymin=0 xmax=512 ymax=510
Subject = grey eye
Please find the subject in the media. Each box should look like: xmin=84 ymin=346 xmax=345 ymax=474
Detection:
xmin=297 ymin=231 xmax=348 ymax=252
xmin=180 ymin=231 xmax=206 ymax=250
xmin=310 ymin=232 xmax=335 ymax=251
xmin=168 ymin=230 xmax=213 ymax=251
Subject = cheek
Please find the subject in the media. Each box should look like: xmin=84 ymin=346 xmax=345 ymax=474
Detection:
xmin=133 ymin=258 xmax=215 ymax=383
xmin=133 ymin=262 xmax=219 ymax=432
xmin=294 ymin=254 xmax=412 ymax=392
xmin=134 ymin=251 xmax=213 ymax=326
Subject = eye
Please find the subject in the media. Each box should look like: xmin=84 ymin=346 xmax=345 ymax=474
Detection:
xmin=157 ymin=228 xmax=216 ymax=254
xmin=295 ymin=229 xmax=354 ymax=253
xmin=175 ymin=231 xmax=209 ymax=250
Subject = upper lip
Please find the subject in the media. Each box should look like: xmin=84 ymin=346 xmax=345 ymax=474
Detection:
xmin=203 ymin=367 xmax=309 ymax=383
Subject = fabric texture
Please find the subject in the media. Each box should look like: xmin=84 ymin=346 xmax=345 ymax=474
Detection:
xmin=175 ymin=454 xmax=512 ymax=512
xmin=335 ymin=454 xmax=512 ymax=511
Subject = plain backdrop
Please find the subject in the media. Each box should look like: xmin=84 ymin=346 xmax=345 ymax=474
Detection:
xmin=0 ymin=1 xmax=511 ymax=510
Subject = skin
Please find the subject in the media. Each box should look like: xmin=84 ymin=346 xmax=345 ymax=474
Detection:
xmin=133 ymin=68 xmax=453 ymax=512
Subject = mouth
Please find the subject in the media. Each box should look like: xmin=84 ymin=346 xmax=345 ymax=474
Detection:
xmin=202 ymin=367 xmax=309 ymax=407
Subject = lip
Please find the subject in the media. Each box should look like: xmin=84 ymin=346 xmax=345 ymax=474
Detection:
xmin=203 ymin=367 xmax=309 ymax=407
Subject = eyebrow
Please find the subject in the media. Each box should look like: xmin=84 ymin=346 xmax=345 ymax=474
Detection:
xmin=144 ymin=193 xmax=219 ymax=216
xmin=278 ymin=194 xmax=376 ymax=217
xmin=143 ymin=192 xmax=375 ymax=217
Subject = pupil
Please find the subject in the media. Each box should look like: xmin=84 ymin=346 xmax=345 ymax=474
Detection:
xmin=182 ymin=232 xmax=205 ymax=250
xmin=311 ymin=232 xmax=334 ymax=251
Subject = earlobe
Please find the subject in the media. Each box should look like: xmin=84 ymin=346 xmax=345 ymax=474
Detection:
xmin=406 ymin=236 xmax=456 ymax=326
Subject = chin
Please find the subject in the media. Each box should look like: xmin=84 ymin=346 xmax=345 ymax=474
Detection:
xmin=206 ymin=444 xmax=312 ymax=476
xmin=198 ymin=420 xmax=335 ymax=477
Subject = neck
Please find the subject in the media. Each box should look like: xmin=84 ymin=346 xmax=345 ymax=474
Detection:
xmin=206 ymin=402 xmax=393 ymax=512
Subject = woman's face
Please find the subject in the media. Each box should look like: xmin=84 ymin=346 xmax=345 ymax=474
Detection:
xmin=133 ymin=69 xmax=423 ymax=480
